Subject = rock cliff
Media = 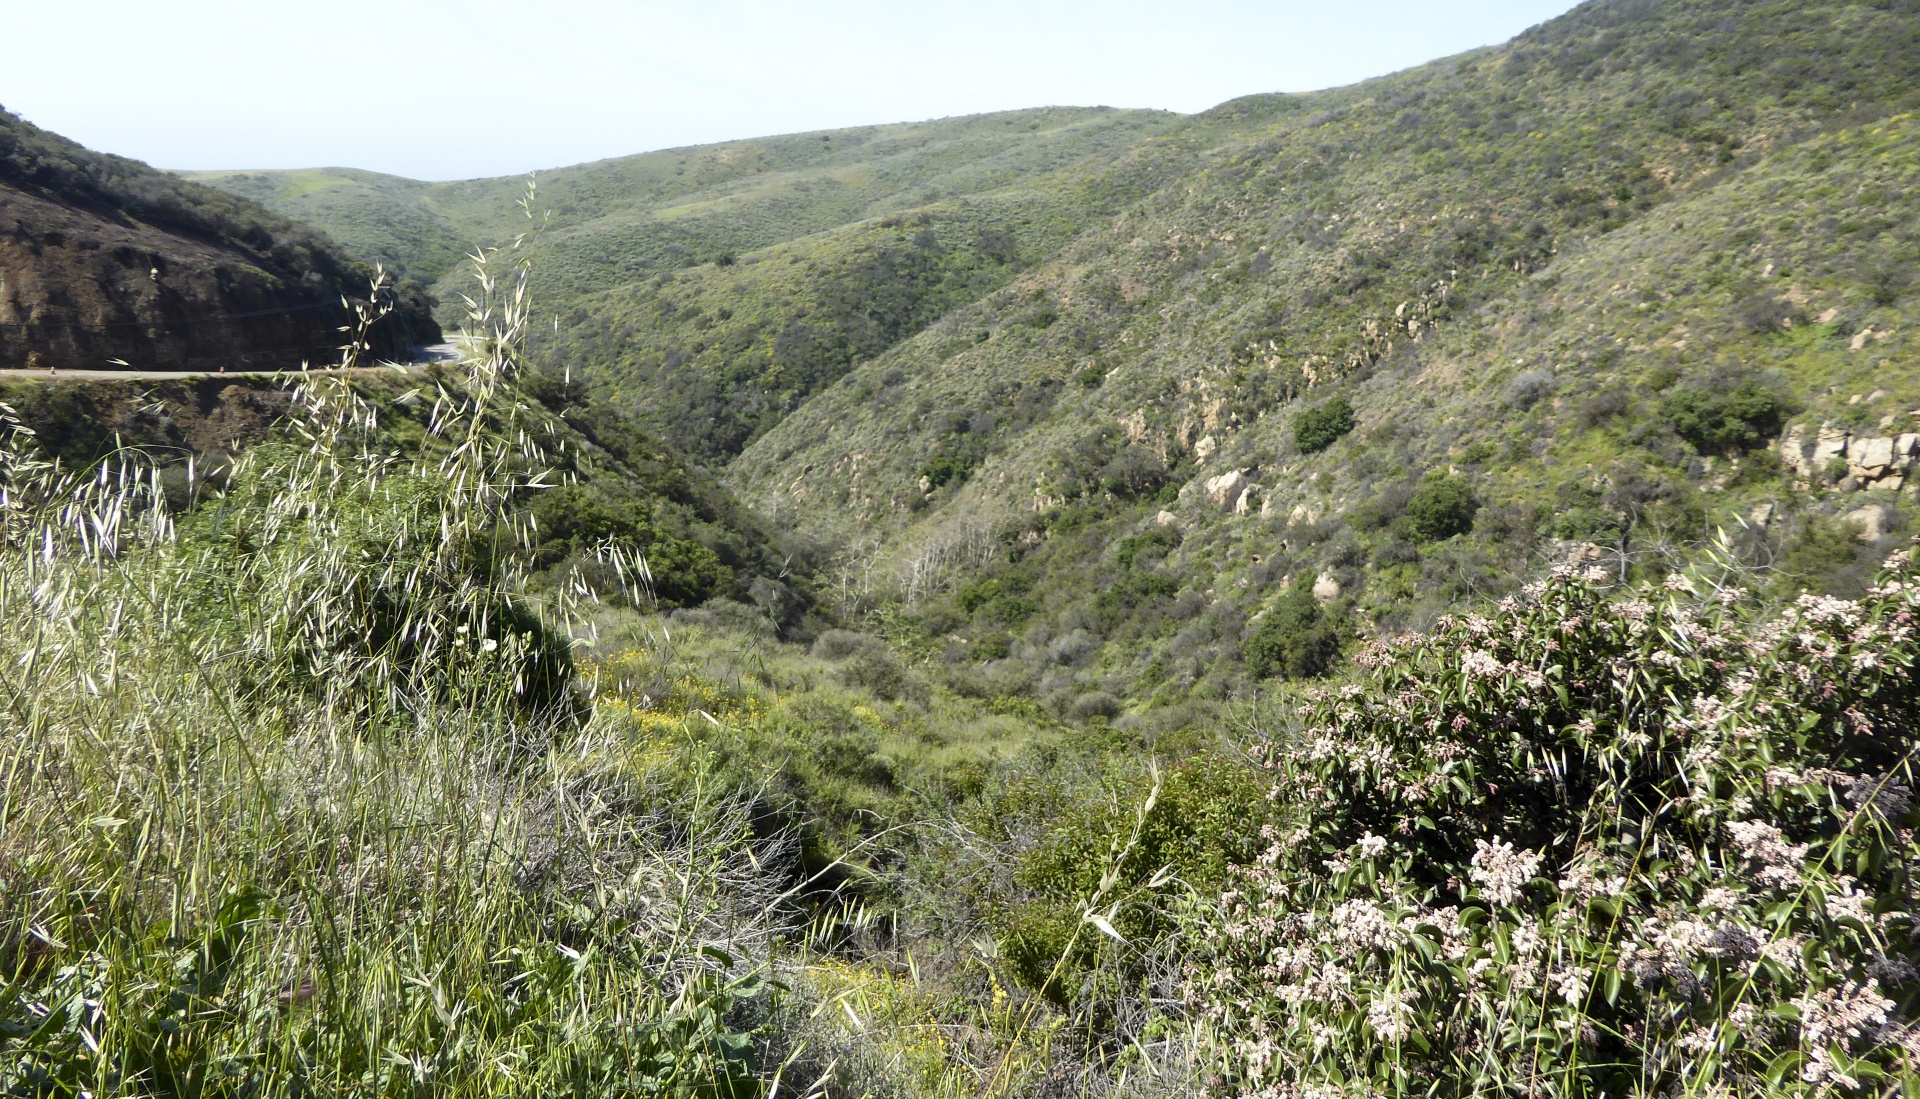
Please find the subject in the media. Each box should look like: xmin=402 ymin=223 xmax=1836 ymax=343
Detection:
xmin=0 ymin=108 xmax=437 ymax=371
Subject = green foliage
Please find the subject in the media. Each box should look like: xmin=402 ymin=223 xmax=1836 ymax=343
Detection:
xmin=1181 ymin=561 xmax=1920 ymax=1096
xmin=1114 ymin=526 xmax=1179 ymax=570
xmin=1665 ymin=375 xmax=1795 ymax=454
xmin=1404 ymin=472 xmax=1478 ymax=542
xmin=1293 ymin=396 xmax=1356 ymax=454
xmin=918 ymin=452 xmax=972 ymax=491
xmin=1779 ymin=515 xmax=1873 ymax=596
xmin=0 ymin=266 xmax=789 ymax=1096
xmin=975 ymin=753 xmax=1275 ymax=998
xmin=529 ymin=484 xmax=732 ymax=607
xmin=1244 ymin=588 xmax=1340 ymax=680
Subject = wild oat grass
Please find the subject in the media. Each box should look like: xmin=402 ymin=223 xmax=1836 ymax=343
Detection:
xmin=0 ymin=227 xmax=798 ymax=1097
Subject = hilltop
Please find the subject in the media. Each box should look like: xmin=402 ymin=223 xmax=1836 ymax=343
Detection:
xmin=723 ymin=0 xmax=1920 ymax=708
xmin=0 ymin=109 xmax=438 ymax=371
xmin=192 ymin=107 xmax=1180 ymax=458
xmin=192 ymin=0 xmax=1920 ymax=716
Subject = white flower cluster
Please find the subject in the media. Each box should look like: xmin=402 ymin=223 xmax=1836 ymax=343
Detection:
xmin=1469 ymin=837 xmax=1541 ymax=906
xmin=1795 ymin=979 xmax=1895 ymax=1090
xmin=1724 ymin=819 xmax=1809 ymax=889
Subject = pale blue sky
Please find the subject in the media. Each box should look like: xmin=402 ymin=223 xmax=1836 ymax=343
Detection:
xmin=5 ymin=0 xmax=1580 ymax=181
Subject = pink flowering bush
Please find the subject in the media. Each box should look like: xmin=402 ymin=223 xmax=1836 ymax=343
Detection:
xmin=1179 ymin=556 xmax=1920 ymax=1096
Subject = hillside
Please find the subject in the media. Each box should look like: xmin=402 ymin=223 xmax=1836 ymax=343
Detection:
xmin=0 ymin=367 xmax=803 ymax=617
xmin=187 ymin=108 xmax=1172 ymax=301
xmin=17 ymin=11 xmax=1920 ymax=1090
xmin=184 ymin=0 xmax=1920 ymax=715
xmin=0 ymin=109 xmax=438 ymax=371
xmin=191 ymin=108 xmax=1180 ymax=459
xmin=718 ymin=0 xmax=1920 ymax=709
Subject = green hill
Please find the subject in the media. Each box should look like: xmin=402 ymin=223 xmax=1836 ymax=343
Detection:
xmin=719 ymin=0 xmax=1920 ymax=708
xmin=186 ymin=108 xmax=1173 ymax=297
xmin=21 ymin=6 xmax=1920 ymax=1090
xmin=191 ymin=108 xmax=1178 ymax=458
xmin=191 ymin=0 xmax=1920 ymax=713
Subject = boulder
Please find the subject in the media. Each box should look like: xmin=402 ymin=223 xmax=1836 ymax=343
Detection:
xmin=1204 ymin=469 xmax=1255 ymax=512
xmin=1235 ymin=483 xmax=1263 ymax=515
xmin=1846 ymin=434 xmax=1918 ymax=486
xmin=1814 ymin=424 xmax=1851 ymax=469
xmin=1846 ymin=503 xmax=1895 ymax=541
xmin=1312 ymin=572 xmax=1343 ymax=602
xmin=1854 ymin=434 xmax=1896 ymax=474
xmin=1776 ymin=424 xmax=1812 ymax=475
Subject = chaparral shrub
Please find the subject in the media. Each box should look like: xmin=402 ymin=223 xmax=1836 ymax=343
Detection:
xmin=1178 ymin=558 xmax=1920 ymax=1096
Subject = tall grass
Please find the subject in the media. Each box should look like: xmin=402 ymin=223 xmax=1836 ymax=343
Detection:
xmin=0 ymin=228 xmax=796 ymax=1096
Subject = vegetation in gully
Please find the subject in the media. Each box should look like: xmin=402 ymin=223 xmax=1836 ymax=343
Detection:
xmin=9 ymin=0 xmax=1920 ymax=1094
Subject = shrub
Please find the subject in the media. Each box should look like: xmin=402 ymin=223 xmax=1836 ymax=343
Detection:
xmin=842 ymin=650 xmax=913 ymax=701
xmin=1178 ymin=558 xmax=1920 ymax=1097
xmin=812 ymin=628 xmax=885 ymax=660
xmin=1779 ymin=515 xmax=1872 ymax=596
xmin=1575 ymin=388 xmax=1629 ymax=429
xmin=1507 ymin=369 xmax=1556 ymax=409
xmin=1665 ymin=377 xmax=1793 ymax=454
xmin=1293 ymin=397 xmax=1356 ymax=454
xmin=1068 ymin=691 xmax=1122 ymax=721
xmin=1403 ymin=471 xmax=1478 ymax=541
xmin=919 ymin=452 xmax=972 ymax=490
xmin=1244 ymin=588 xmax=1340 ymax=680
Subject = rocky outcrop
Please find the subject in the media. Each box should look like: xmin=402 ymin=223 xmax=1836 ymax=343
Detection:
xmin=1845 ymin=503 xmax=1896 ymax=541
xmin=1203 ymin=468 xmax=1259 ymax=513
xmin=0 ymin=110 xmax=437 ymax=371
xmin=1776 ymin=423 xmax=1919 ymax=489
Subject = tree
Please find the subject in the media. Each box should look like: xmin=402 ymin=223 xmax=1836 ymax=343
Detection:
xmin=1404 ymin=472 xmax=1477 ymax=541
xmin=1293 ymin=397 xmax=1356 ymax=454
xmin=1244 ymin=589 xmax=1340 ymax=680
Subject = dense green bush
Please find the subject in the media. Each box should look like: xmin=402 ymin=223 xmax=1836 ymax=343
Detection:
xmin=1665 ymin=376 xmax=1795 ymax=454
xmin=1404 ymin=471 xmax=1479 ymax=541
xmin=1244 ymin=588 xmax=1341 ymax=680
xmin=529 ymin=483 xmax=732 ymax=607
xmin=1294 ymin=396 xmax=1357 ymax=454
xmin=973 ymin=754 xmax=1275 ymax=999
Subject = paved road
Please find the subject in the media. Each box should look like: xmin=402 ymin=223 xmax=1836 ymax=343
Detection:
xmin=0 ymin=345 xmax=461 ymax=382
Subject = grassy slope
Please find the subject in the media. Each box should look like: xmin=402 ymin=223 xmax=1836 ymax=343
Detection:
xmin=0 ymin=368 xmax=801 ymax=616
xmin=190 ymin=108 xmax=1179 ymax=461
xmin=186 ymin=108 xmax=1173 ymax=296
xmin=722 ymin=0 xmax=1920 ymax=709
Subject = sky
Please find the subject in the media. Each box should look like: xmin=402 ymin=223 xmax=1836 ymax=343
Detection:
xmin=5 ymin=0 xmax=1582 ymax=181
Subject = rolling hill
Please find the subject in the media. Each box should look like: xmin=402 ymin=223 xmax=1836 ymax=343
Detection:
xmin=191 ymin=108 xmax=1180 ymax=458
xmin=194 ymin=0 xmax=1920 ymax=715
xmin=20 ymin=4 xmax=1920 ymax=1093
xmin=0 ymin=108 xmax=438 ymax=371
xmin=721 ymin=0 xmax=1920 ymax=709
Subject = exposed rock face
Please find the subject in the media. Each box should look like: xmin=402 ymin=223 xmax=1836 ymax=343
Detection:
xmin=0 ymin=110 xmax=437 ymax=371
xmin=1846 ymin=503 xmax=1895 ymax=541
xmin=1312 ymin=572 xmax=1342 ymax=602
xmin=1776 ymin=423 xmax=1919 ymax=488
xmin=1203 ymin=468 xmax=1257 ymax=512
